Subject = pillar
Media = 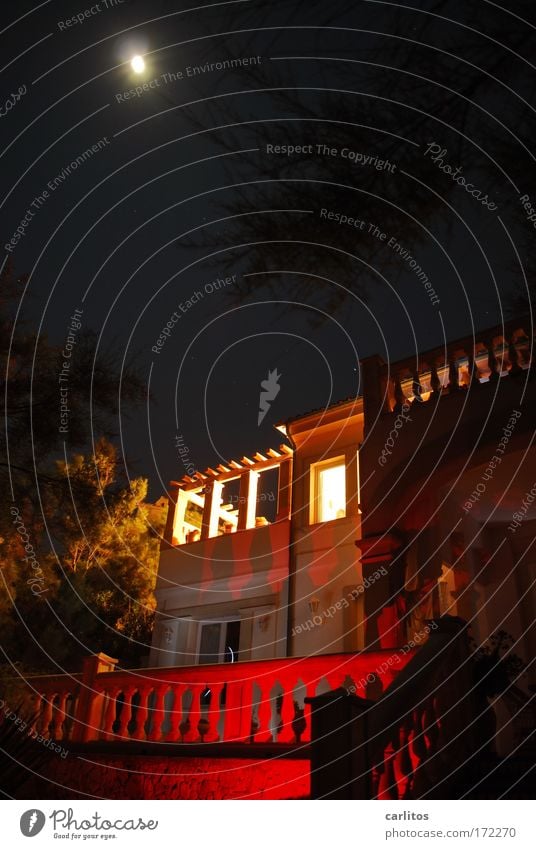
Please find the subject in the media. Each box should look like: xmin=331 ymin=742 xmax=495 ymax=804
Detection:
xmin=237 ymin=471 xmax=259 ymax=531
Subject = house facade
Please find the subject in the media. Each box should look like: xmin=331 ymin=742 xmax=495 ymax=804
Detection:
xmin=19 ymin=315 xmax=535 ymax=799
xmin=149 ymin=396 xmax=366 ymax=668
xmin=149 ymin=316 xmax=536 ymax=708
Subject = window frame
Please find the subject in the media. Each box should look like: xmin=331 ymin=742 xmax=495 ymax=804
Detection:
xmin=309 ymin=455 xmax=347 ymax=525
xmin=196 ymin=617 xmax=241 ymax=664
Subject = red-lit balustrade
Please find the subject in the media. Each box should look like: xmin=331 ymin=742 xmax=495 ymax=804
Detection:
xmin=18 ymin=651 xmax=413 ymax=747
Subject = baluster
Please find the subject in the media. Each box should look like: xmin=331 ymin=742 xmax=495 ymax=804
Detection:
xmin=412 ymin=370 xmax=423 ymax=403
xmin=22 ymin=693 xmax=34 ymax=724
xmin=514 ymin=332 xmax=531 ymax=367
xmin=116 ymin=688 xmax=135 ymax=739
xmin=222 ymin=680 xmax=244 ymax=741
xmin=371 ymin=766 xmax=382 ymax=799
xmin=161 ymin=690 xmax=174 ymax=743
xmin=387 ymin=741 xmax=399 ymax=799
xmin=405 ymin=726 xmax=419 ymax=799
xmin=171 ymin=684 xmax=187 ymax=741
xmin=448 ymin=358 xmax=459 ymax=392
xmin=430 ymin=362 xmax=441 ymax=399
xmin=467 ymin=350 xmax=480 ymax=386
xmin=383 ymin=371 xmax=395 ymax=413
xmin=235 ymin=680 xmax=254 ymax=742
xmin=397 ymin=719 xmax=415 ymax=799
xmin=62 ymin=694 xmax=75 ymax=741
xmin=147 ymin=686 xmax=166 ymax=742
xmin=204 ymin=682 xmax=224 ymax=742
xmin=131 ymin=688 xmax=150 ymax=741
xmin=39 ymin=694 xmax=54 ymax=739
xmin=393 ymin=374 xmax=405 ymax=413
xmin=69 ymin=692 xmax=88 ymax=743
xmin=508 ymin=337 xmax=521 ymax=375
xmin=277 ymin=677 xmax=296 ymax=743
xmin=299 ymin=683 xmax=317 ymax=744
xmin=377 ymin=743 xmax=398 ymax=799
xmin=390 ymin=731 xmax=407 ymax=799
xmin=423 ymin=699 xmax=439 ymax=757
xmin=28 ymin=693 xmax=42 ymax=736
xmin=487 ymin=339 xmax=499 ymax=381
xmin=411 ymin=707 xmax=427 ymax=766
xmin=185 ymin=684 xmax=203 ymax=742
xmin=51 ymin=693 xmax=68 ymax=741
xmin=292 ymin=702 xmax=307 ymax=744
xmin=102 ymin=689 xmax=119 ymax=740
xmin=88 ymin=691 xmax=107 ymax=742
xmin=496 ymin=340 xmax=508 ymax=374
xmin=49 ymin=697 xmax=59 ymax=740
xmin=254 ymin=683 xmax=273 ymax=742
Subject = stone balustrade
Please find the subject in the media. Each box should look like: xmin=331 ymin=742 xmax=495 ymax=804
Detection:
xmin=362 ymin=317 xmax=533 ymax=432
xmin=19 ymin=650 xmax=413 ymax=747
xmin=307 ymin=617 xmax=482 ymax=799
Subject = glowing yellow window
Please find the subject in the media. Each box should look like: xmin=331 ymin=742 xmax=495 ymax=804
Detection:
xmin=310 ymin=457 xmax=346 ymax=524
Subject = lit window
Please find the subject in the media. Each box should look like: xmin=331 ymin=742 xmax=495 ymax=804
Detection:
xmin=310 ymin=457 xmax=346 ymax=524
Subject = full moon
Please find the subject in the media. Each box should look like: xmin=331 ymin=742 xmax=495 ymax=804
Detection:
xmin=131 ymin=55 xmax=145 ymax=73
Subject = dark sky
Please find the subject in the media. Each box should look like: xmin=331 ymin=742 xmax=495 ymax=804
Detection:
xmin=2 ymin=0 xmax=535 ymax=496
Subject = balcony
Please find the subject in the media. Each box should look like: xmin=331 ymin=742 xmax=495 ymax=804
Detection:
xmin=164 ymin=446 xmax=293 ymax=548
xmin=156 ymin=518 xmax=291 ymax=596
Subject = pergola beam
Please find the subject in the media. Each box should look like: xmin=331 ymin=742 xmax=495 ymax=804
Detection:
xmin=174 ymin=448 xmax=292 ymax=491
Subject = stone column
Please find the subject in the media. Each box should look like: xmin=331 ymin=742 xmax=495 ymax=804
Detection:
xmin=162 ymin=483 xmax=180 ymax=547
xmin=201 ymin=480 xmax=223 ymax=540
xmin=237 ymin=471 xmax=259 ymax=530
xmin=276 ymin=459 xmax=292 ymax=521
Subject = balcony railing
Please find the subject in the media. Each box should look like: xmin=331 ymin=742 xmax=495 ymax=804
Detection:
xmin=361 ymin=316 xmax=533 ymax=431
xmin=18 ymin=650 xmax=414 ymax=748
xmin=306 ymin=617 xmax=489 ymax=799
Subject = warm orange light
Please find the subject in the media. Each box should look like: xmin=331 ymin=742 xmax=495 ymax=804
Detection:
xmin=318 ymin=463 xmax=346 ymax=521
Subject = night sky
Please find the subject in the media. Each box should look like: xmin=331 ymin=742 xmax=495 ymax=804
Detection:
xmin=2 ymin=0 xmax=534 ymax=496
